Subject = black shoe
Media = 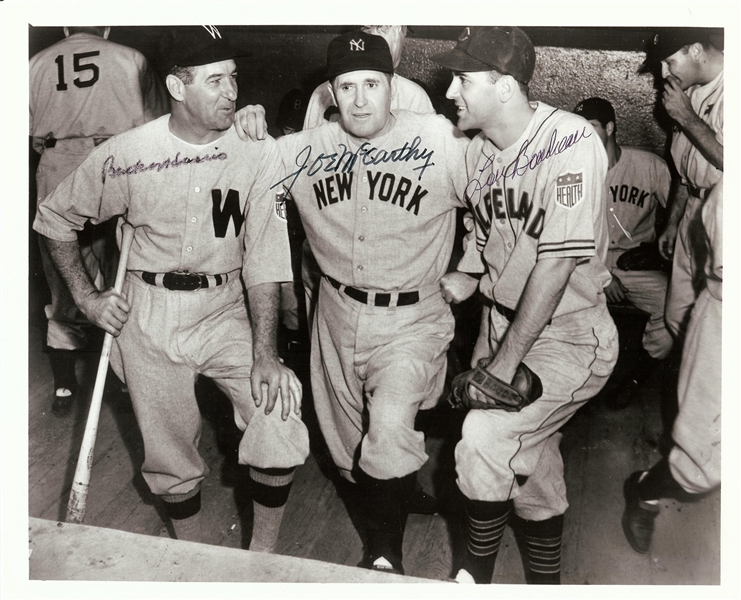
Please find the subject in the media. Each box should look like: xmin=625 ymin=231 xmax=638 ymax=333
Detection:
xmin=51 ymin=387 xmax=76 ymax=417
xmin=406 ymin=485 xmax=439 ymax=515
xmin=622 ymin=471 xmax=660 ymax=553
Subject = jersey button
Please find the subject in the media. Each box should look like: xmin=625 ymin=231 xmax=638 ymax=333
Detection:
xmin=194 ymin=187 xmax=201 ymax=193
xmin=362 ymin=176 xmax=368 ymax=183
xmin=191 ymin=217 xmax=197 ymax=223
xmin=186 ymin=245 xmax=193 ymax=252
xmin=358 ymin=235 xmax=365 ymax=242
xmin=499 ymin=219 xmax=505 ymax=225
xmin=361 ymin=206 xmax=368 ymax=213
xmin=357 ymin=265 xmax=364 ymax=271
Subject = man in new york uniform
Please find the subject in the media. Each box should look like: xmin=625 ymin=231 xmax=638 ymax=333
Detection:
xmin=433 ymin=26 xmax=618 ymax=584
xmin=33 ymin=26 xmax=309 ymax=553
xmin=574 ymin=97 xmax=673 ymax=407
xmin=275 ymin=30 xmax=469 ymax=575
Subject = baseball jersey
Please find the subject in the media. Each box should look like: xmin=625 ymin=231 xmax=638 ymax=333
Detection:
xmin=302 ymin=75 xmax=435 ymax=130
xmin=457 ymin=102 xmax=610 ymax=318
xmin=29 ymin=32 xmax=168 ymax=145
xmin=33 ymin=115 xmax=292 ymax=289
xmin=670 ymin=69 xmax=723 ymax=191
xmin=276 ymin=110 xmax=469 ymax=291
xmin=604 ymin=147 xmax=671 ymax=269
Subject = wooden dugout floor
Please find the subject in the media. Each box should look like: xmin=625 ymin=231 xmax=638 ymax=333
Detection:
xmin=27 ymin=282 xmax=721 ymax=585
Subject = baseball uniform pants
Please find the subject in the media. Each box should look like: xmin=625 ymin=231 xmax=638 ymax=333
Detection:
xmin=311 ymin=276 xmax=454 ymax=481
xmin=36 ymin=139 xmax=118 ymax=350
xmin=110 ymin=273 xmax=310 ymax=499
xmin=668 ymin=287 xmax=721 ymax=494
xmin=456 ymin=304 xmax=618 ymax=521
xmin=609 ymin=267 xmax=673 ymax=359
xmin=665 ymin=195 xmax=707 ymax=340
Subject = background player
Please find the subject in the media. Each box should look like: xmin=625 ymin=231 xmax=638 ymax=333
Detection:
xmin=275 ymin=29 xmax=469 ymax=575
xmin=574 ymin=97 xmax=673 ymax=408
xmin=433 ymin=26 xmax=618 ymax=584
xmin=33 ymin=25 xmax=309 ymax=553
xmin=30 ymin=26 xmax=168 ymax=416
xmin=651 ymin=28 xmax=723 ymax=340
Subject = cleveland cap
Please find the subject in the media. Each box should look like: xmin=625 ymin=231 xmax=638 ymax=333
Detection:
xmin=646 ymin=27 xmax=724 ymax=64
xmin=431 ymin=26 xmax=536 ymax=84
xmin=326 ymin=30 xmax=395 ymax=81
xmin=573 ymin=97 xmax=616 ymax=127
xmin=159 ymin=25 xmax=249 ymax=75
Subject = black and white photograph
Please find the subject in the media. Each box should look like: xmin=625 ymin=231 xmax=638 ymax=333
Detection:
xmin=1 ymin=1 xmax=739 ymax=597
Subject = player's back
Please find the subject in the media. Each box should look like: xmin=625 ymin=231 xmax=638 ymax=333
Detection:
xmin=30 ymin=33 xmax=167 ymax=140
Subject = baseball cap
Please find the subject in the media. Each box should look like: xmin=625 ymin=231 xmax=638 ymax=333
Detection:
xmin=326 ymin=30 xmax=394 ymax=81
xmin=159 ymin=25 xmax=249 ymax=75
xmin=645 ymin=27 xmax=724 ymax=64
xmin=431 ymin=26 xmax=536 ymax=84
xmin=573 ymin=97 xmax=616 ymax=127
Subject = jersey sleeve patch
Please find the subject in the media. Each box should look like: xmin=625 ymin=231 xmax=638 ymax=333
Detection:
xmin=275 ymin=191 xmax=288 ymax=222
xmin=555 ymin=172 xmax=584 ymax=209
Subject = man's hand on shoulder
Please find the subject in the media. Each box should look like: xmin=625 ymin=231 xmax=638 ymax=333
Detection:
xmin=79 ymin=288 xmax=131 ymax=337
xmin=234 ymin=104 xmax=268 ymax=142
xmin=440 ymin=272 xmax=479 ymax=304
xmin=251 ymin=353 xmax=303 ymax=420
xmin=603 ymin=274 xmax=628 ymax=304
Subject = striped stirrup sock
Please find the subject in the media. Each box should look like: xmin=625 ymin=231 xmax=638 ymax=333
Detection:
xmin=248 ymin=467 xmax=295 ymax=553
xmin=462 ymin=499 xmax=511 ymax=584
xmin=524 ymin=514 xmax=564 ymax=584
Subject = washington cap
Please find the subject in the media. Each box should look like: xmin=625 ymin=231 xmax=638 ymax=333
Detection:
xmin=431 ymin=26 xmax=536 ymax=84
xmin=160 ymin=25 xmax=249 ymax=75
xmin=327 ymin=30 xmax=395 ymax=81
xmin=573 ymin=97 xmax=616 ymax=127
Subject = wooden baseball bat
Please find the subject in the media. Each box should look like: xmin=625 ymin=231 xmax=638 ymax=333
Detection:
xmin=65 ymin=222 xmax=135 ymax=524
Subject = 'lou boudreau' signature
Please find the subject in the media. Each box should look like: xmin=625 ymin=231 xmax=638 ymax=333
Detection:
xmin=271 ymin=136 xmax=435 ymax=193
xmin=465 ymin=125 xmax=592 ymax=203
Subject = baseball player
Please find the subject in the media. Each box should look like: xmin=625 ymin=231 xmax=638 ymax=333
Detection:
xmin=432 ymin=26 xmax=618 ymax=584
xmin=33 ymin=26 xmax=310 ymax=553
xmin=30 ymin=26 xmax=169 ymax=416
xmin=273 ymin=30 xmax=469 ymax=574
xmin=573 ymin=97 xmax=673 ymax=408
xmin=622 ymin=175 xmax=722 ymax=553
xmin=651 ymin=28 xmax=723 ymax=339
xmin=302 ymin=25 xmax=434 ymax=130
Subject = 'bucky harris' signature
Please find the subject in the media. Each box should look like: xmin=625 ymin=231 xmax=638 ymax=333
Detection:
xmin=100 ymin=151 xmax=227 ymax=184
xmin=465 ymin=126 xmax=592 ymax=203
xmin=272 ymin=136 xmax=435 ymax=192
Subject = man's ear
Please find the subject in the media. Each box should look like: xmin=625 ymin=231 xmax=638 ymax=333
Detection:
xmin=327 ymin=80 xmax=337 ymax=107
xmin=688 ymin=42 xmax=704 ymax=61
xmin=166 ymin=74 xmax=186 ymax=102
xmin=498 ymin=75 xmax=517 ymax=103
xmin=606 ymin=121 xmax=616 ymax=137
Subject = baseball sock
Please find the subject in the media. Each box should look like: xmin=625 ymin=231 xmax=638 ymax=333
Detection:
xmin=162 ymin=489 xmax=203 ymax=543
xmin=461 ymin=498 xmax=511 ymax=584
xmin=523 ymin=514 xmax=564 ymax=584
xmin=637 ymin=457 xmax=685 ymax=502
xmin=248 ymin=466 xmax=295 ymax=553
xmin=49 ymin=349 xmax=78 ymax=393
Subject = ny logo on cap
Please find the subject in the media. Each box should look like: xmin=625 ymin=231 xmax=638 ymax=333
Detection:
xmin=350 ymin=39 xmax=365 ymax=51
xmin=202 ymin=25 xmax=222 ymax=39
xmin=459 ymin=27 xmax=471 ymax=42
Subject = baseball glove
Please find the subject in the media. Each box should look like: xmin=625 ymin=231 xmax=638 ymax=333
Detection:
xmin=616 ymin=242 xmax=671 ymax=272
xmin=449 ymin=358 xmax=543 ymax=412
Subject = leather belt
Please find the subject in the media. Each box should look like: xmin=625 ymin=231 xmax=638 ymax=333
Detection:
xmin=140 ymin=270 xmax=234 ymax=291
xmin=42 ymin=136 xmax=109 ymax=149
xmin=326 ymin=275 xmax=419 ymax=307
xmin=687 ymin=184 xmax=710 ymax=201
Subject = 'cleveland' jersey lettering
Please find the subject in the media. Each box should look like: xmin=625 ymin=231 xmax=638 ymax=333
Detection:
xmin=211 ymin=189 xmax=245 ymax=237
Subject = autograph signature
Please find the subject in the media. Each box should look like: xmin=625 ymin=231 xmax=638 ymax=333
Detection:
xmin=465 ymin=126 xmax=592 ymax=203
xmin=100 ymin=151 xmax=227 ymax=184
xmin=272 ymin=136 xmax=435 ymax=192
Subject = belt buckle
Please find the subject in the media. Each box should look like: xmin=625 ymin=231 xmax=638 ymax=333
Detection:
xmin=164 ymin=272 xmax=201 ymax=291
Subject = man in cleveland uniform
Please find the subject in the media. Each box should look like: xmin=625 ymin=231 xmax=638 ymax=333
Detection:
xmin=652 ymin=28 xmax=723 ymax=339
xmin=275 ymin=30 xmax=469 ymax=575
xmin=433 ymin=27 xmax=618 ymax=584
xmin=34 ymin=26 xmax=309 ymax=553
xmin=574 ymin=97 xmax=673 ymax=407
xmin=30 ymin=26 xmax=169 ymax=416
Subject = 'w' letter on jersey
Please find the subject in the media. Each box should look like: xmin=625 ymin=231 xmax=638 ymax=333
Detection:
xmin=212 ymin=189 xmax=245 ymax=237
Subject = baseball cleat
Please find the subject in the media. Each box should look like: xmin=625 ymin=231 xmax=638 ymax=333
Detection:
xmin=51 ymin=387 xmax=76 ymax=417
xmin=622 ymin=471 xmax=661 ymax=553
